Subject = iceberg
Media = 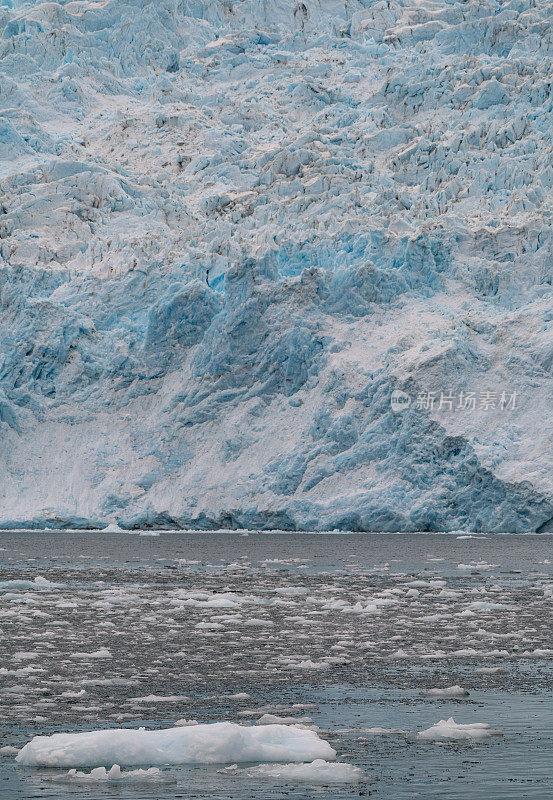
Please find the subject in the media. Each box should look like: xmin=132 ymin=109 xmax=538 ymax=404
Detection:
xmin=15 ymin=722 xmax=336 ymax=768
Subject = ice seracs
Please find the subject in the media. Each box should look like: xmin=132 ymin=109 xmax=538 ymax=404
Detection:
xmin=3 ymin=0 xmax=553 ymax=531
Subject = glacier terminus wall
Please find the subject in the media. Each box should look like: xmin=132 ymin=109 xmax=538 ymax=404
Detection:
xmin=2 ymin=0 xmax=553 ymax=531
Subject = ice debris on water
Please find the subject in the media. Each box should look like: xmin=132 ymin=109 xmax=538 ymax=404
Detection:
xmin=424 ymin=686 xmax=470 ymax=698
xmin=70 ymin=648 xmax=112 ymax=659
xmin=228 ymin=759 xmax=368 ymax=784
xmin=0 ymin=746 xmax=20 ymax=757
xmin=55 ymin=764 xmax=168 ymax=783
xmin=0 ymin=577 xmax=61 ymax=590
xmin=417 ymin=718 xmax=503 ymax=742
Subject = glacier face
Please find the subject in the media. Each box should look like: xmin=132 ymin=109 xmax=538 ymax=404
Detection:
xmin=2 ymin=0 xmax=553 ymax=531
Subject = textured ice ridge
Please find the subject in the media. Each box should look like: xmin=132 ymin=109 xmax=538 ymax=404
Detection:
xmin=2 ymin=0 xmax=553 ymax=531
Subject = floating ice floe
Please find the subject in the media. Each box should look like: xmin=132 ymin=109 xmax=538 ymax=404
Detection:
xmin=228 ymin=759 xmax=367 ymax=784
xmin=70 ymin=648 xmax=111 ymax=659
xmin=0 ymin=666 xmax=44 ymax=677
xmin=0 ymin=746 xmax=19 ymax=756
xmin=468 ymin=601 xmax=513 ymax=612
xmin=417 ymin=718 xmax=502 ymax=742
xmin=475 ymin=667 xmax=508 ymax=675
xmin=52 ymin=764 xmax=169 ymax=783
xmin=521 ymin=648 xmax=553 ymax=657
xmin=336 ymin=727 xmax=406 ymax=736
xmin=424 ymin=686 xmax=470 ymax=698
xmin=16 ymin=722 xmax=336 ymax=768
xmin=130 ymin=695 xmax=185 ymax=703
xmin=12 ymin=651 xmax=39 ymax=662
xmin=362 ymin=727 xmax=406 ymax=736
xmin=0 ymin=576 xmax=62 ymax=590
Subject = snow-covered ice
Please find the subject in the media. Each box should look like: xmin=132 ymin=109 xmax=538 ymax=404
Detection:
xmin=102 ymin=523 xmax=125 ymax=533
xmin=0 ymin=577 xmax=61 ymax=590
xmin=16 ymin=722 xmax=336 ymax=767
xmin=70 ymin=648 xmax=112 ymax=659
xmin=417 ymin=718 xmax=503 ymax=742
xmin=424 ymin=686 xmax=470 ymax=698
xmin=54 ymin=764 xmax=168 ymax=783
xmin=0 ymin=746 xmax=19 ymax=757
xmin=234 ymin=759 xmax=367 ymax=784
xmin=2 ymin=0 xmax=553 ymax=531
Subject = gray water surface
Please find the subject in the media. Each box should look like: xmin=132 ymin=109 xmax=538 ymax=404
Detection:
xmin=1 ymin=532 xmax=552 ymax=799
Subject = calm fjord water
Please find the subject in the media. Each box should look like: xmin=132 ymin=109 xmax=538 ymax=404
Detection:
xmin=1 ymin=532 xmax=552 ymax=799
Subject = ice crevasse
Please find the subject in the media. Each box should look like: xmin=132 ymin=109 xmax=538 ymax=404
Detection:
xmin=2 ymin=0 xmax=553 ymax=531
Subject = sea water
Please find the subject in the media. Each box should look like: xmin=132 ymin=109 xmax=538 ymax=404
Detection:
xmin=1 ymin=532 xmax=552 ymax=799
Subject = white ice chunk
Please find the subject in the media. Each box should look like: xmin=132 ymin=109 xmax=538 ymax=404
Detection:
xmin=70 ymin=648 xmax=111 ymax=659
xmin=418 ymin=717 xmax=502 ymax=742
xmin=130 ymin=695 xmax=185 ymax=703
xmin=0 ymin=746 xmax=19 ymax=756
xmin=475 ymin=667 xmax=507 ymax=675
xmin=55 ymin=764 xmax=167 ymax=782
xmin=0 ymin=577 xmax=62 ymax=590
xmin=236 ymin=759 xmax=366 ymax=783
xmin=424 ymin=686 xmax=469 ymax=698
xmin=16 ymin=722 xmax=336 ymax=768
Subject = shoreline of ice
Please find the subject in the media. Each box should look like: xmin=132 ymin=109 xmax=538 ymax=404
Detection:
xmin=0 ymin=527 xmax=547 ymax=536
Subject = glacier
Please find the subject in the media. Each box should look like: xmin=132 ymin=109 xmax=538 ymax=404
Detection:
xmin=1 ymin=0 xmax=553 ymax=531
